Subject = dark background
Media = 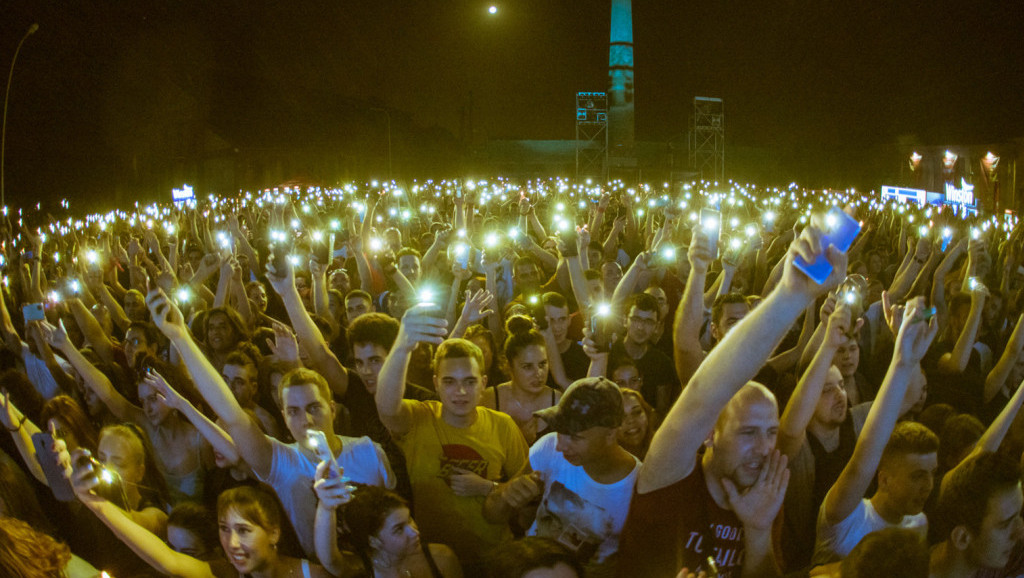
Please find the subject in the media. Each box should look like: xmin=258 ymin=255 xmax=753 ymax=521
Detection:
xmin=2 ymin=1 xmax=1023 ymax=211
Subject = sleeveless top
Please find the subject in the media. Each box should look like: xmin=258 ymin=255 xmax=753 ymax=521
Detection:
xmin=495 ymin=386 xmax=558 ymax=438
xmin=208 ymin=558 xmax=312 ymax=578
xmin=360 ymin=542 xmax=444 ymax=578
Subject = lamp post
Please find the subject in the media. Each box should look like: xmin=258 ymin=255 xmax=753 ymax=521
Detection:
xmin=1 ymin=23 xmax=40 ymax=208
xmin=370 ymin=107 xmax=392 ymax=181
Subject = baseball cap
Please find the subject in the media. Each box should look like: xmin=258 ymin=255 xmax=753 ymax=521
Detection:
xmin=534 ymin=377 xmax=624 ymax=434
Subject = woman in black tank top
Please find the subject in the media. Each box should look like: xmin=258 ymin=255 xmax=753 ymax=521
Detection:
xmin=316 ymin=484 xmax=462 ymax=577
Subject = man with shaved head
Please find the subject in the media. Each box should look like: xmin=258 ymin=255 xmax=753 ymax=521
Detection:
xmin=617 ymin=221 xmax=848 ymax=578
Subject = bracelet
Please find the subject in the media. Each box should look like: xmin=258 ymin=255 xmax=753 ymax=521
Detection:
xmin=5 ymin=414 xmax=27 ymax=432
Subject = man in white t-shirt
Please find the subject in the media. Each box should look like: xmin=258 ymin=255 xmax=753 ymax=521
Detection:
xmin=813 ymin=297 xmax=940 ymax=565
xmin=484 ymin=377 xmax=640 ymax=577
xmin=146 ymin=277 xmax=394 ymax=561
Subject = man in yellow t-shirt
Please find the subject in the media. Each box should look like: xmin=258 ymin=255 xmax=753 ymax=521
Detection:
xmin=375 ymin=303 xmax=529 ymax=571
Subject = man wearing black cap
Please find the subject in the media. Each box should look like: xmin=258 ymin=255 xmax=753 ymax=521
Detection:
xmin=483 ymin=377 xmax=640 ymax=577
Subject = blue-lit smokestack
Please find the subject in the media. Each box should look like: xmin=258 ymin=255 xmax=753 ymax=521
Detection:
xmin=609 ymin=0 xmax=634 ymax=152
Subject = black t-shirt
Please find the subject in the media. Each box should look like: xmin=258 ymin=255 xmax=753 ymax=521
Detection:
xmin=610 ymin=338 xmax=680 ymax=409
xmin=923 ymin=338 xmax=986 ymax=418
xmin=547 ymin=340 xmax=591 ymax=389
xmin=618 ymin=460 xmax=746 ymax=577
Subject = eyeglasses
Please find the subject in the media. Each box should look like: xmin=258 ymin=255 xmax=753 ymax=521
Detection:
xmin=628 ymin=316 xmax=657 ymax=329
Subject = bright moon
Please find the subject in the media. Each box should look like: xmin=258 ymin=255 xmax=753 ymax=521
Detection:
xmin=488 ymin=5 xmax=497 ymax=14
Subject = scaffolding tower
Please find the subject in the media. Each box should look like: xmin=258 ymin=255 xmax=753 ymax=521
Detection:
xmin=575 ymin=92 xmax=609 ymax=179
xmin=690 ymin=96 xmax=724 ymax=181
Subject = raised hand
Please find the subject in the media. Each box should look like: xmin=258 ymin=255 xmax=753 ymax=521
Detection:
xmin=265 ymin=321 xmax=300 ymax=364
xmin=313 ymin=461 xmax=352 ymax=511
xmin=63 ymin=446 xmax=104 ymax=504
xmin=780 ymin=216 xmax=849 ymax=299
xmin=893 ymin=297 xmax=939 ymax=366
xmin=580 ymin=327 xmax=609 ymax=361
xmin=396 ymin=304 xmax=448 ymax=349
xmin=687 ymin=229 xmax=714 ymax=273
xmin=881 ymin=290 xmax=904 ymax=339
xmin=824 ymin=302 xmax=856 ymax=348
xmin=265 ymin=253 xmax=296 ymax=296
xmin=501 ymin=471 xmax=544 ymax=509
xmin=39 ymin=319 xmax=71 ymax=352
xmin=721 ymin=449 xmax=789 ymax=532
xmin=145 ymin=288 xmax=188 ymax=340
xmin=459 ymin=289 xmax=495 ymax=325
xmin=142 ymin=368 xmax=186 ymax=410
xmin=451 ymin=259 xmax=472 ymax=281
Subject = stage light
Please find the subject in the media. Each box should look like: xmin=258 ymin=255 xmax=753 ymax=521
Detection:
xmin=488 ymin=5 xmax=498 ymax=14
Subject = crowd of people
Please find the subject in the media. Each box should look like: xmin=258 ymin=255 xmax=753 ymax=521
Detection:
xmin=0 ymin=177 xmax=1022 ymax=578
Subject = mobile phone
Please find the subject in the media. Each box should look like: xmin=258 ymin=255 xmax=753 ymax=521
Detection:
xmin=306 ymin=429 xmax=336 ymax=470
xmin=453 ymin=243 xmax=470 ymax=270
xmin=700 ymin=208 xmax=722 ymax=259
xmin=940 ymin=228 xmax=953 ymax=252
xmin=75 ymin=451 xmax=128 ymax=508
xmin=793 ymin=207 xmax=861 ymax=285
xmin=590 ymin=304 xmax=612 ymax=352
xmin=32 ymin=433 xmax=76 ymax=502
xmin=23 ymin=303 xmax=45 ymax=322
xmin=270 ymin=243 xmax=289 ymax=274
xmin=527 ymin=295 xmax=549 ymax=331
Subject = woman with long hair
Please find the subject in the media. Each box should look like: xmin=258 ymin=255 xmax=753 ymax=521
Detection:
xmin=64 ymin=444 xmax=333 ymax=578
xmin=1 ymin=391 xmax=97 ymax=488
xmin=314 ymin=465 xmax=461 ymax=578
xmin=617 ymin=389 xmax=658 ymax=460
xmin=481 ymin=316 xmax=562 ymax=444
xmin=93 ymin=424 xmax=171 ymax=534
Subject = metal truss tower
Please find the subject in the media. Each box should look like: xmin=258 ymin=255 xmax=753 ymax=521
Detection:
xmin=690 ymin=96 xmax=725 ymax=181
xmin=575 ymin=92 xmax=608 ymax=179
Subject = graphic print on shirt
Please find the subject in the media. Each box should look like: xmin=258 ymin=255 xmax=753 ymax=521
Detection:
xmin=534 ymin=480 xmax=615 ymax=563
xmin=683 ymin=522 xmax=745 ymax=577
xmin=439 ymin=444 xmax=489 ymax=479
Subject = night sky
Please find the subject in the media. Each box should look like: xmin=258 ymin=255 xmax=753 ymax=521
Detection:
xmin=2 ymin=1 xmax=1023 ymax=206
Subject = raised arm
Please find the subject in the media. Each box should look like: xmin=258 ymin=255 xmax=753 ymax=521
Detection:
xmin=65 ymin=446 xmax=214 ymax=578
xmin=375 ymin=305 xmax=447 ymax=436
xmin=936 ymin=282 xmax=986 ymax=374
xmin=0 ymin=390 xmax=48 ymax=484
xmin=973 ymin=371 xmax=1024 ymax=459
xmin=673 ymin=230 xmax=713 ymax=387
xmin=821 ymin=297 xmax=938 ymax=526
xmin=777 ymin=304 xmax=850 ymax=459
xmin=144 ymin=369 xmax=238 ymax=466
xmin=642 ymin=223 xmax=846 ymax=493
xmin=266 ymin=260 xmax=349 ymax=398
xmin=985 ymin=314 xmax=1024 ymax=404
xmin=66 ymin=297 xmax=116 ymax=366
xmin=146 ymin=288 xmax=276 ymax=479
xmin=43 ymin=320 xmax=144 ymax=424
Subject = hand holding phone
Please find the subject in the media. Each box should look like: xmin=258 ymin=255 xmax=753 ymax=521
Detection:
xmin=700 ymin=208 xmax=721 ymax=259
xmin=793 ymin=207 xmax=861 ymax=285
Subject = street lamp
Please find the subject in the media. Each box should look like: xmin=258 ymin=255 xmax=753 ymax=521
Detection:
xmin=1 ymin=23 xmax=40 ymax=208
xmin=370 ymin=107 xmax=392 ymax=181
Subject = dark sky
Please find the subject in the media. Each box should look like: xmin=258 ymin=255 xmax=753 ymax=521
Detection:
xmin=2 ymin=0 xmax=1023 ymax=204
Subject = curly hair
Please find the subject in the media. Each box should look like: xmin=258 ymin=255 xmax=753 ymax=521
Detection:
xmin=0 ymin=516 xmax=71 ymax=578
xmin=342 ymin=485 xmax=408 ymax=554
